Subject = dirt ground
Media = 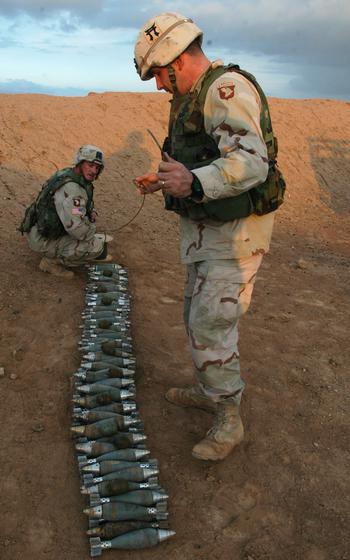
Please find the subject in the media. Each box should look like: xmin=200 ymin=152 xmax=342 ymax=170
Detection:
xmin=0 ymin=92 xmax=349 ymax=560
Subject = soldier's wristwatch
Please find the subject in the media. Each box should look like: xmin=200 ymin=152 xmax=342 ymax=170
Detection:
xmin=188 ymin=174 xmax=204 ymax=202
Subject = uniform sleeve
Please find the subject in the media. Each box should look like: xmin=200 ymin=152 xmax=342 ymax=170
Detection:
xmin=53 ymin=181 xmax=96 ymax=241
xmin=192 ymin=71 xmax=269 ymax=202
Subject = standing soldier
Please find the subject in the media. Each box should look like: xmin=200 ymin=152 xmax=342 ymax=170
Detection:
xmin=133 ymin=13 xmax=285 ymax=461
xmin=19 ymin=145 xmax=112 ymax=279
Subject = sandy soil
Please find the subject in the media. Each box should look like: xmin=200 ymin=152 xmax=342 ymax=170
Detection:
xmin=0 ymin=91 xmax=349 ymax=560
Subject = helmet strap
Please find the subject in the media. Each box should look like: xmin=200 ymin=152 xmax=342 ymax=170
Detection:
xmin=73 ymin=162 xmax=83 ymax=175
xmin=167 ymin=65 xmax=179 ymax=96
xmin=96 ymin=165 xmax=103 ymax=178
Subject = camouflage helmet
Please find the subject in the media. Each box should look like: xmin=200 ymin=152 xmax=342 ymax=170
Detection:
xmin=74 ymin=145 xmax=105 ymax=167
xmin=134 ymin=12 xmax=203 ymax=80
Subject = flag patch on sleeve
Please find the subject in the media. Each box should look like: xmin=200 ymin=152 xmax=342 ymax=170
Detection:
xmin=72 ymin=207 xmax=85 ymax=216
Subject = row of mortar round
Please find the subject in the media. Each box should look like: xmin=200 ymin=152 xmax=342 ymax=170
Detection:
xmin=71 ymin=262 xmax=175 ymax=557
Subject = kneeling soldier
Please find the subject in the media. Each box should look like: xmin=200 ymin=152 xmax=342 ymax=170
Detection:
xmin=19 ymin=145 xmax=112 ymax=278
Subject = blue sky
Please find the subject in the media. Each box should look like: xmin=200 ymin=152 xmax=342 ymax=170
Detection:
xmin=0 ymin=0 xmax=349 ymax=99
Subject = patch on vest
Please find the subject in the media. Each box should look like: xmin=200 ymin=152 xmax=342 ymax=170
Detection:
xmin=218 ymin=82 xmax=235 ymax=100
xmin=73 ymin=198 xmax=81 ymax=207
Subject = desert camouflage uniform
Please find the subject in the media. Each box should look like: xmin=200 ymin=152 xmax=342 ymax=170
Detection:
xmin=27 ymin=181 xmax=105 ymax=267
xmin=180 ymin=61 xmax=275 ymax=404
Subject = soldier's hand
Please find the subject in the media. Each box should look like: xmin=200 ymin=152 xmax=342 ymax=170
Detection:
xmin=133 ymin=173 xmax=161 ymax=194
xmin=90 ymin=210 xmax=98 ymax=223
xmin=158 ymin=153 xmax=192 ymax=198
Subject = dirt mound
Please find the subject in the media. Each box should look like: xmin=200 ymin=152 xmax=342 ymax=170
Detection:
xmin=0 ymin=92 xmax=349 ymax=560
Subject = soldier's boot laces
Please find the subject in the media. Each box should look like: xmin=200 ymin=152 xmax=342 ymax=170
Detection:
xmin=39 ymin=257 xmax=74 ymax=279
xmin=192 ymin=401 xmax=244 ymax=461
xmin=165 ymin=387 xmax=217 ymax=413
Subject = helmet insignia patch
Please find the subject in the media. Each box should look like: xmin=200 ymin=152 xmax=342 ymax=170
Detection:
xmin=144 ymin=22 xmax=161 ymax=43
xmin=218 ymin=83 xmax=235 ymax=100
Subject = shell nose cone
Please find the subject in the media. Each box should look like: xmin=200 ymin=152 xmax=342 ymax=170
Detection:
xmin=158 ymin=529 xmax=176 ymax=542
xmin=83 ymin=464 xmax=99 ymax=474
xmin=71 ymin=425 xmax=85 ymax=436
xmin=83 ymin=505 xmax=102 ymax=519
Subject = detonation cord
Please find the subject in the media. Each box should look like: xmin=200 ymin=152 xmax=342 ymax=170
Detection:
xmin=111 ymin=193 xmax=146 ymax=233
xmin=112 ymin=129 xmax=162 ymax=233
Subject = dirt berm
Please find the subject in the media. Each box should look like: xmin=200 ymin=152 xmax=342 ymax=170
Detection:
xmin=0 ymin=92 xmax=349 ymax=560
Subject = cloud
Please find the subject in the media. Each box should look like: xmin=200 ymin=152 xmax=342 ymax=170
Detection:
xmin=58 ymin=16 xmax=78 ymax=34
xmin=0 ymin=0 xmax=349 ymax=97
xmin=0 ymin=0 xmax=102 ymax=19
xmin=0 ymin=79 xmax=92 ymax=96
xmin=199 ymin=0 xmax=350 ymax=67
xmin=0 ymin=37 xmax=16 ymax=48
xmin=1 ymin=0 xmax=348 ymax=65
xmin=153 ymin=1 xmax=350 ymax=97
xmin=288 ymin=63 xmax=350 ymax=98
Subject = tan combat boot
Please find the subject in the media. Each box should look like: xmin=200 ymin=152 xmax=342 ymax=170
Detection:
xmin=165 ymin=387 xmax=217 ymax=413
xmin=192 ymin=401 xmax=244 ymax=461
xmin=95 ymin=233 xmax=113 ymax=243
xmin=39 ymin=257 xmax=74 ymax=279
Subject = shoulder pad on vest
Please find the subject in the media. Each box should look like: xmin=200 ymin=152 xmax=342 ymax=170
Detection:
xmin=46 ymin=168 xmax=91 ymax=195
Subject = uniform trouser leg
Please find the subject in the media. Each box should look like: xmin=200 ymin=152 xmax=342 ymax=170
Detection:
xmin=184 ymin=255 xmax=263 ymax=406
xmin=27 ymin=226 xmax=105 ymax=267
xmin=55 ymin=235 xmax=105 ymax=267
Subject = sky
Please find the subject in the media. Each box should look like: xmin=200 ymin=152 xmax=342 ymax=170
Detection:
xmin=0 ymin=0 xmax=349 ymax=100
